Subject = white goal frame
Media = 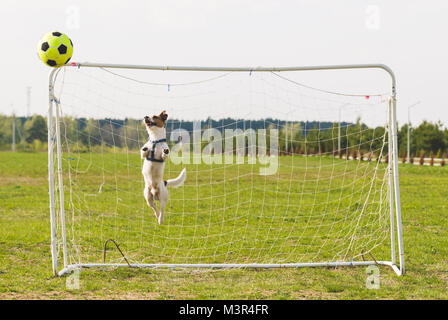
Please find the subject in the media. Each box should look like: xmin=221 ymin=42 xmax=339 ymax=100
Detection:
xmin=47 ymin=62 xmax=405 ymax=277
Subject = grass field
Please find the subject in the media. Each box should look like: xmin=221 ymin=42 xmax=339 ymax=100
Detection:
xmin=0 ymin=151 xmax=447 ymax=299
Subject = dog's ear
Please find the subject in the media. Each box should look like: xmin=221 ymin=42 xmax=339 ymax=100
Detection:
xmin=160 ymin=110 xmax=168 ymax=121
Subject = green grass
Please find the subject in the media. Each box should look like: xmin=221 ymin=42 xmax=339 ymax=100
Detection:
xmin=0 ymin=151 xmax=447 ymax=299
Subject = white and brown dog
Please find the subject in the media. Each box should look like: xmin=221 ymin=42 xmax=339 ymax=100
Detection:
xmin=141 ymin=111 xmax=186 ymax=225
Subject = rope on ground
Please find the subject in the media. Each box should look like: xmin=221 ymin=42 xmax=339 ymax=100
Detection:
xmin=103 ymin=239 xmax=132 ymax=267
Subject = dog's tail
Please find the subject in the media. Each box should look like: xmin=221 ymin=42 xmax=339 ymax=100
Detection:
xmin=166 ymin=168 xmax=186 ymax=188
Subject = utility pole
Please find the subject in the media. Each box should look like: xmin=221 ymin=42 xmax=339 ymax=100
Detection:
xmin=407 ymin=101 xmax=421 ymax=163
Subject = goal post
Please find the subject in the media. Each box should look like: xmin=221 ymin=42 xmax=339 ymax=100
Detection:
xmin=47 ymin=62 xmax=404 ymax=277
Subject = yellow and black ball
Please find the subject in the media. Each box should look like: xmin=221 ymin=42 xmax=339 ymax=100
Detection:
xmin=37 ymin=31 xmax=73 ymax=67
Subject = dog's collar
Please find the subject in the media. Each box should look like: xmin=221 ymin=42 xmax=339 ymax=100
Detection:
xmin=145 ymin=138 xmax=167 ymax=163
xmin=150 ymin=138 xmax=166 ymax=144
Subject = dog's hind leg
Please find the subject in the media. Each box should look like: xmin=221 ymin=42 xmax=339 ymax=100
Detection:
xmin=157 ymin=187 xmax=169 ymax=225
xmin=144 ymin=186 xmax=159 ymax=220
xmin=158 ymin=201 xmax=165 ymax=225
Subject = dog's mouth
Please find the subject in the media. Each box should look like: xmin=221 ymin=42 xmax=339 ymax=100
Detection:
xmin=144 ymin=116 xmax=155 ymax=127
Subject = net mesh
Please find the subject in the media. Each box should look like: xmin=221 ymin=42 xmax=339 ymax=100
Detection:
xmin=51 ymin=66 xmax=393 ymax=267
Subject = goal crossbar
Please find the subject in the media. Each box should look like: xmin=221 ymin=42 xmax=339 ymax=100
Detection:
xmin=48 ymin=62 xmax=405 ymax=277
xmin=66 ymin=62 xmax=396 ymax=87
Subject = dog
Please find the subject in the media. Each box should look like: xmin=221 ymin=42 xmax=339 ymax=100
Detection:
xmin=141 ymin=110 xmax=186 ymax=225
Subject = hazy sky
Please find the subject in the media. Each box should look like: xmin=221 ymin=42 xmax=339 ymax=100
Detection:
xmin=1 ymin=0 xmax=447 ymax=125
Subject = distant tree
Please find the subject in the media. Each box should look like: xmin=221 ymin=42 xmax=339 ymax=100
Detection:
xmin=303 ymin=125 xmax=319 ymax=155
xmin=100 ymin=120 xmax=122 ymax=148
xmin=412 ymin=121 xmax=446 ymax=155
xmin=24 ymin=115 xmax=47 ymax=143
xmin=352 ymin=149 xmax=357 ymax=160
xmin=444 ymin=128 xmax=448 ymax=152
xmin=419 ymin=150 xmax=425 ymax=165
xmin=401 ymin=152 xmax=406 ymax=164
xmin=60 ymin=116 xmax=81 ymax=144
xmin=372 ymin=126 xmax=386 ymax=154
xmin=81 ymin=118 xmax=102 ymax=146
xmin=120 ymin=118 xmax=146 ymax=150
xmin=397 ymin=123 xmax=410 ymax=156
xmin=0 ymin=115 xmax=8 ymax=145
xmin=279 ymin=122 xmax=303 ymax=154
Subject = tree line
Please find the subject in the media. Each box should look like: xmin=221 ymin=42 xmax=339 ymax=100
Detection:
xmin=0 ymin=114 xmax=447 ymax=158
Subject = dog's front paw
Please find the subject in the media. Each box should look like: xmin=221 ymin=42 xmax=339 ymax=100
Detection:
xmin=141 ymin=147 xmax=149 ymax=159
xmin=162 ymin=148 xmax=170 ymax=161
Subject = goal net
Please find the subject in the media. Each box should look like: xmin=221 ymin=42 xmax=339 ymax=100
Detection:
xmin=47 ymin=63 xmax=404 ymax=276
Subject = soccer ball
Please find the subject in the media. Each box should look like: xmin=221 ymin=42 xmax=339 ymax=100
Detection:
xmin=37 ymin=31 xmax=73 ymax=67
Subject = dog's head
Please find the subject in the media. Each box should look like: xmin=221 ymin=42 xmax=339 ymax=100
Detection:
xmin=144 ymin=111 xmax=168 ymax=130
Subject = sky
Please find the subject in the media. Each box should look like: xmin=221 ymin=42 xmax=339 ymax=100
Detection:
xmin=1 ymin=0 xmax=447 ymax=126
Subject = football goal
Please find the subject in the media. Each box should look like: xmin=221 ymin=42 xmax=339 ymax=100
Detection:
xmin=47 ymin=62 xmax=404 ymax=276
